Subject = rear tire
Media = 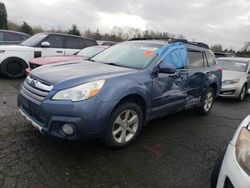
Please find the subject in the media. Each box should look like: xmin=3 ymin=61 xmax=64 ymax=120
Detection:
xmin=238 ymin=85 xmax=247 ymax=102
xmin=103 ymin=102 xmax=143 ymax=149
xmin=0 ymin=57 xmax=26 ymax=79
xmin=196 ymin=87 xmax=215 ymax=115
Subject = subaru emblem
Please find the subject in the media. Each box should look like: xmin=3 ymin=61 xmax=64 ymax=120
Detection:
xmin=31 ymin=80 xmax=36 ymax=87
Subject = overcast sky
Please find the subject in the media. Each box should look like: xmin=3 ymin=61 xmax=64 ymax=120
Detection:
xmin=2 ymin=0 xmax=250 ymax=49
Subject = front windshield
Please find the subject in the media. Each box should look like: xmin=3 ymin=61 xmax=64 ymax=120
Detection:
xmin=77 ymin=46 xmax=106 ymax=58
xmin=217 ymin=60 xmax=249 ymax=72
xmin=92 ymin=42 xmax=160 ymax=69
xmin=20 ymin=33 xmax=48 ymax=47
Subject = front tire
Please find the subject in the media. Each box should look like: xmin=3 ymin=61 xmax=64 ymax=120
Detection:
xmin=238 ymin=85 xmax=247 ymax=101
xmin=0 ymin=58 xmax=26 ymax=79
xmin=104 ymin=102 xmax=143 ymax=149
xmin=196 ymin=87 xmax=215 ymax=115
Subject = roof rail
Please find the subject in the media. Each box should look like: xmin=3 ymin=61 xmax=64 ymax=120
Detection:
xmin=128 ymin=37 xmax=173 ymax=41
xmin=169 ymin=39 xmax=210 ymax=49
xmin=129 ymin=37 xmax=210 ymax=49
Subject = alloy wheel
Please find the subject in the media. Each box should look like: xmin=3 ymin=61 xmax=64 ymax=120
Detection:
xmin=204 ymin=91 xmax=213 ymax=112
xmin=112 ymin=110 xmax=139 ymax=144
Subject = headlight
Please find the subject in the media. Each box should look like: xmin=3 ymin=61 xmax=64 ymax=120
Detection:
xmin=223 ymin=78 xmax=240 ymax=85
xmin=52 ymin=80 xmax=105 ymax=102
xmin=235 ymin=127 xmax=250 ymax=176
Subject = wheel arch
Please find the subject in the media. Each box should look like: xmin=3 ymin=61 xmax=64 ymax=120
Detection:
xmin=210 ymin=82 xmax=218 ymax=96
xmin=1 ymin=56 xmax=28 ymax=68
xmin=113 ymin=94 xmax=147 ymax=123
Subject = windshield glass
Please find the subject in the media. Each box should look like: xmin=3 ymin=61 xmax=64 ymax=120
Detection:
xmin=217 ymin=60 xmax=249 ymax=72
xmin=92 ymin=42 xmax=160 ymax=69
xmin=77 ymin=46 xmax=106 ymax=58
xmin=20 ymin=33 xmax=47 ymax=47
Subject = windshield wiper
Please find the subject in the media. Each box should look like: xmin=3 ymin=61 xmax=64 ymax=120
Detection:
xmin=103 ymin=62 xmax=121 ymax=67
xmin=88 ymin=59 xmax=96 ymax=62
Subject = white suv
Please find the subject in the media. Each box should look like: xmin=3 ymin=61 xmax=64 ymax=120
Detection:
xmin=0 ymin=32 xmax=97 ymax=78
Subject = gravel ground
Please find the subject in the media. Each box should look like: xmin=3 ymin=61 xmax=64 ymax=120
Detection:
xmin=0 ymin=77 xmax=249 ymax=188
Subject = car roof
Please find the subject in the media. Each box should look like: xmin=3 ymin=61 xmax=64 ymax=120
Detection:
xmin=39 ymin=32 xmax=96 ymax=41
xmin=0 ymin=29 xmax=30 ymax=37
xmin=126 ymin=40 xmax=211 ymax=51
xmin=217 ymin=57 xmax=250 ymax=62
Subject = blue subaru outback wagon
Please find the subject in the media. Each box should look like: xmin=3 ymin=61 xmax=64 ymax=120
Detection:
xmin=18 ymin=39 xmax=222 ymax=148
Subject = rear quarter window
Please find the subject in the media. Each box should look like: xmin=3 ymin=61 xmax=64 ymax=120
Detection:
xmin=206 ymin=51 xmax=216 ymax=66
xmin=5 ymin=33 xmax=24 ymax=41
xmin=188 ymin=51 xmax=204 ymax=68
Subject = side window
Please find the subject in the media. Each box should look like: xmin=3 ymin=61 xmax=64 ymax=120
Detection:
xmin=80 ymin=39 xmax=97 ymax=49
xmin=206 ymin=51 xmax=216 ymax=66
xmin=188 ymin=51 xmax=204 ymax=68
xmin=44 ymin=35 xmax=64 ymax=48
xmin=5 ymin=33 xmax=24 ymax=41
xmin=0 ymin=32 xmax=4 ymax=41
xmin=64 ymin=37 xmax=80 ymax=49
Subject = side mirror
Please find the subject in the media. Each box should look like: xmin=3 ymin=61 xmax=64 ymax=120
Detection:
xmin=158 ymin=63 xmax=176 ymax=74
xmin=41 ymin=41 xmax=50 ymax=47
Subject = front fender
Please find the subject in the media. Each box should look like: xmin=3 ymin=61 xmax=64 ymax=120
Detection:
xmin=97 ymin=76 xmax=152 ymax=107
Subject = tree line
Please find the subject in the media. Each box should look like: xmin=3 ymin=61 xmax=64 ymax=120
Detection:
xmin=0 ymin=2 xmax=182 ymax=41
xmin=1 ymin=1 xmax=250 ymax=57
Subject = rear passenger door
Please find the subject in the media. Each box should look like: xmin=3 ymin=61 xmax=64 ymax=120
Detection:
xmin=152 ymin=47 xmax=189 ymax=117
xmin=187 ymin=49 xmax=209 ymax=104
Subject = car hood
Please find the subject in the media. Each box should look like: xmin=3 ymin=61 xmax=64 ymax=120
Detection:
xmin=30 ymin=55 xmax=84 ymax=65
xmin=222 ymin=70 xmax=245 ymax=81
xmin=0 ymin=45 xmax=34 ymax=51
xmin=31 ymin=61 xmax=138 ymax=88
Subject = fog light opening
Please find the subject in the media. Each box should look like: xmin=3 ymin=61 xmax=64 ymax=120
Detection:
xmin=62 ymin=124 xmax=74 ymax=135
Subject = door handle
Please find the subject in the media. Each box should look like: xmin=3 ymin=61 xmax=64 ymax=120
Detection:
xmin=56 ymin=51 xmax=63 ymax=53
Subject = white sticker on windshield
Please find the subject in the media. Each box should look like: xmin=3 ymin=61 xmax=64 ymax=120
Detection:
xmin=235 ymin=62 xmax=246 ymax=67
xmin=140 ymin=47 xmax=158 ymax=51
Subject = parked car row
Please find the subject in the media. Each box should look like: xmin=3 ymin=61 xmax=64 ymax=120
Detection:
xmin=0 ymin=31 xmax=115 ymax=79
xmin=26 ymin=45 xmax=109 ymax=75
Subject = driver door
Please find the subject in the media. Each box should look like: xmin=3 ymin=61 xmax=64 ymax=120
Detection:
xmin=38 ymin=34 xmax=65 ymax=57
xmin=151 ymin=69 xmax=188 ymax=117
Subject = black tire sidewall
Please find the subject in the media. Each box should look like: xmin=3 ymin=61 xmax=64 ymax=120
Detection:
xmin=104 ymin=102 xmax=143 ymax=149
xmin=239 ymin=85 xmax=246 ymax=101
xmin=0 ymin=58 xmax=26 ymax=79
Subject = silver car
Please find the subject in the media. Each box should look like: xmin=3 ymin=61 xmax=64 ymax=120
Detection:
xmin=217 ymin=57 xmax=250 ymax=101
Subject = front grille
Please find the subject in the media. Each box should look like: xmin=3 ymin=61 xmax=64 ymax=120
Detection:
xmin=20 ymin=76 xmax=53 ymax=105
xmin=29 ymin=63 xmax=41 ymax=70
xmin=21 ymin=106 xmax=45 ymax=126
